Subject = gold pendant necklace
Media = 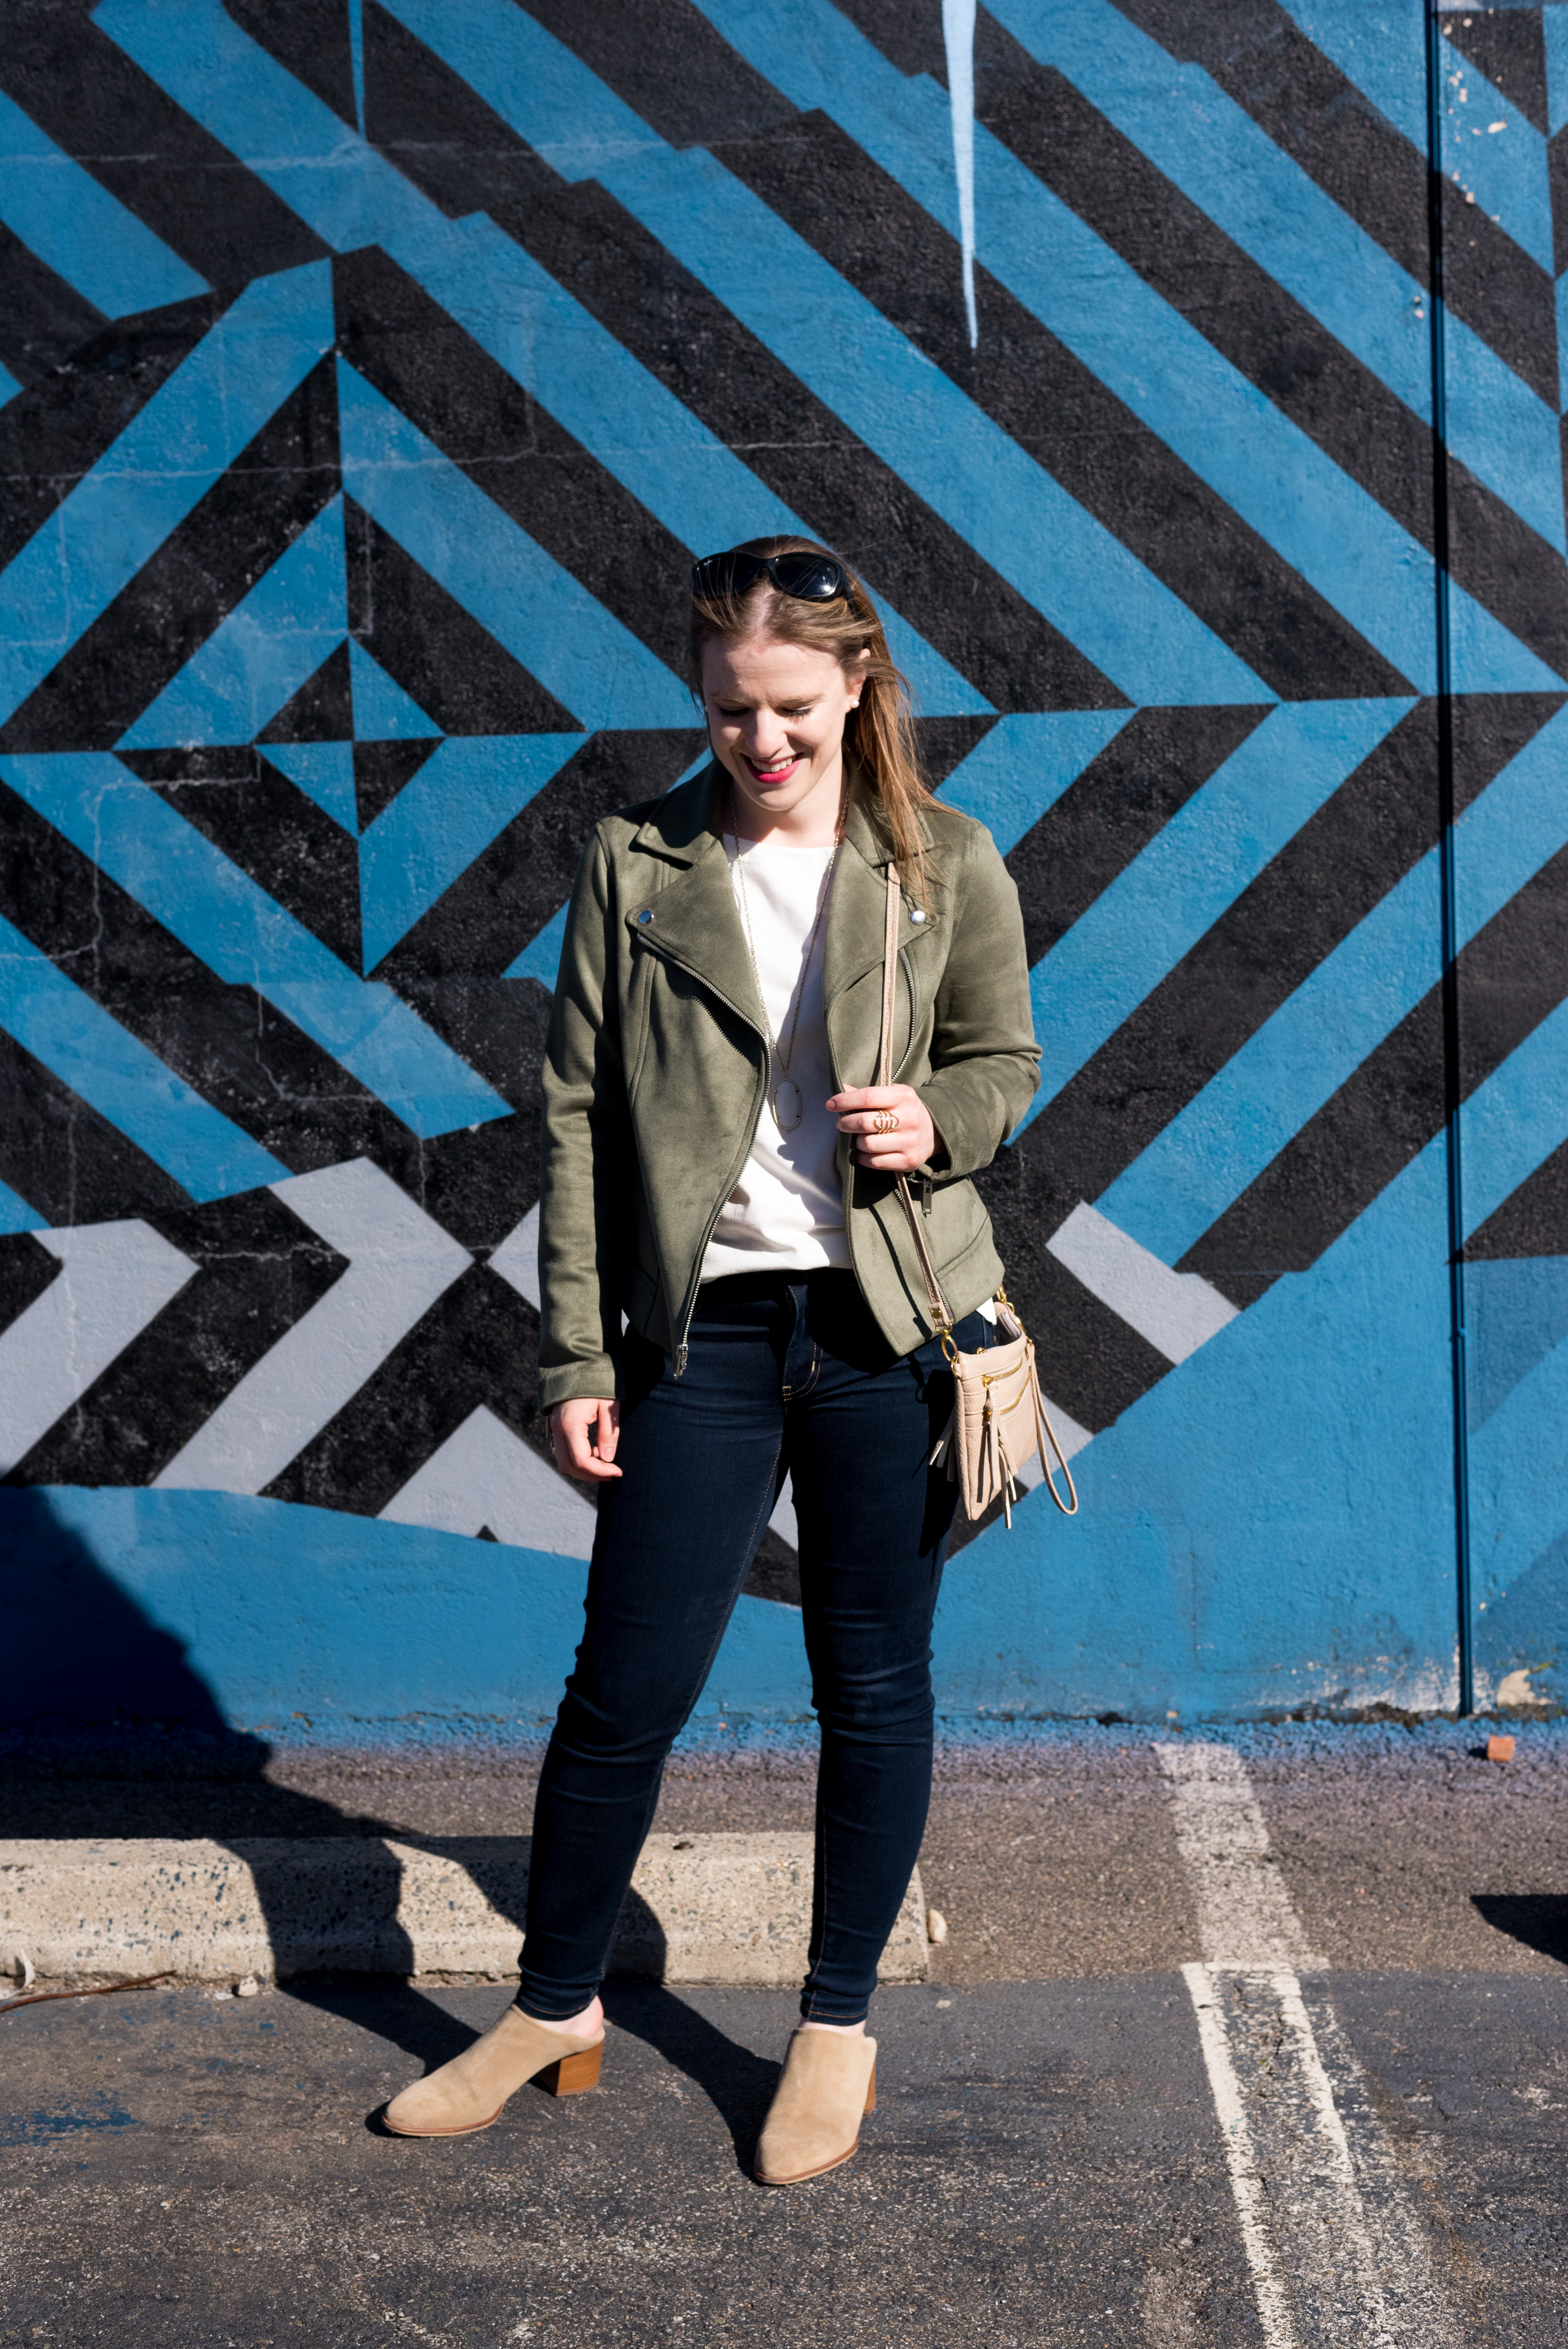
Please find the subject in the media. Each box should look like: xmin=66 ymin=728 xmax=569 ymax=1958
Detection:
xmin=728 ymin=795 xmax=839 ymax=1137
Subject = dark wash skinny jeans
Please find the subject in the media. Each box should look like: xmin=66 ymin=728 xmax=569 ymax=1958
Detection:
xmin=516 ymin=1270 xmax=987 ymax=2025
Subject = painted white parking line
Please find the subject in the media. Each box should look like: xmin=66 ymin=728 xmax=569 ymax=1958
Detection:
xmin=1158 ymin=1743 xmax=1461 ymax=2349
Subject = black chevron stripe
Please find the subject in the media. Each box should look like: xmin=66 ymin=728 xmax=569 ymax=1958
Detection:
xmin=1181 ymin=836 xmax=1568 ymax=1304
xmin=1444 ymin=11 xmax=1547 ymax=135
xmin=1014 ymin=696 xmax=1563 ymax=1227
xmin=0 ymin=1232 xmax=62 ymax=1335
xmin=1467 ymin=1138 xmax=1568 ymax=1261
xmin=116 ymin=747 xmax=365 ymax=974
xmin=511 ymin=0 xmax=787 ymax=148
xmin=0 ymin=293 xmax=225 ymax=572
xmin=982 ymin=1221 xmax=1172 ymax=1435
xmin=259 ymin=642 xmax=354 ymax=745
xmin=363 ymin=2 xmax=1107 ymax=716
xmin=9 ymin=1189 xmax=347 ymax=1488
xmin=0 ymin=360 xmax=340 ymax=754
xmin=377 ymin=727 xmax=707 ymax=989
xmin=0 ymin=1025 xmax=191 ymax=1226
xmin=716 ymin=99 xmax=1418 ymax=699
xmin=352 ymin=740 xmax=440 ymax=832
xmin=0 ymin=7 xmax=330 ymax=289
xmin=968 ymin=25 xmax=1568 ymax=685
xmin=529 ymin=0 xmax=1405 ymax=702
xmin=344 ymin=499 xmax=580 ymax=739
xmin=1005 ymin=704 xmax=1269 ymax=971
xmin=0 ymin=781 xmax=427 ymax=1195
xmin=0 ymin=220 xmax=106 ymax=387
xmin=394 ymin=1005 xmax=552 ymax=1252
xmin=818 ymin=0 xmax=948 ymax=81
xmin=262 ymin=1262 xmax=550 ymax=1515
xmin=1112 ymin=0 xmax=1556 ymax=409
xmin=229 ymin=0 xmax=360 ymax=131
xmin=335 ymin=245 xmax=701 ymax=688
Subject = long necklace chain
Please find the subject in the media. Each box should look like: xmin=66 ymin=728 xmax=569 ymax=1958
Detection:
xmin=727 ymin=794 xmax=839 ymax=1136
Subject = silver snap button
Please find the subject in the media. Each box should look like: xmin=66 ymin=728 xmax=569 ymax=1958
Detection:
xmin=637 ymin=909 xmax=653 ymax=925
xmin=910 ymin=908 xmax=927 ymax=925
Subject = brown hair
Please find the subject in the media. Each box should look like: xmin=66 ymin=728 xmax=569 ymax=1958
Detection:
xmin=689 ymin=535 xmax=934 ymax=902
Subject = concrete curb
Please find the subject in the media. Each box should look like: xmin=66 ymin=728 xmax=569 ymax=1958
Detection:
xmin=0 ymin=1834 xmax=929 ymax=1988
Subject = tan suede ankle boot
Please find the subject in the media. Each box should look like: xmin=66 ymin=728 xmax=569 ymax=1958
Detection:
xmin=754 ymin=2028 xmax=877 ymax=2185
xmin=383 ymin=2007 xmax=603 ymax=2137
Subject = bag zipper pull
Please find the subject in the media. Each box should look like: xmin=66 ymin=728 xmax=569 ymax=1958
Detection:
xmin=674 ymin=1345 xmax=688 ymax=1379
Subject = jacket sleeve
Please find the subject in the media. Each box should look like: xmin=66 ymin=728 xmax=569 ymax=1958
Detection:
xmin=914 ymin=829 xmax=1040 ymax=1179
xmin=537 ymin=830 xmax=634 ymax=1409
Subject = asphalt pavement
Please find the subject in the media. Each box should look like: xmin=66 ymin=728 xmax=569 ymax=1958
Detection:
xmin=3 ymin=1720 xmax=1565 ymax=2346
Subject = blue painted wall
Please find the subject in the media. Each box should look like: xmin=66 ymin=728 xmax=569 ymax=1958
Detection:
xmin=1 ymin=0 xmax=1565 ymax=1733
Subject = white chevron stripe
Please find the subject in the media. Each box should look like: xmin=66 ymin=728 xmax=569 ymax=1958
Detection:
xmin=154 ymin=1158 xmax=470 ymax=1494
xmin=378 ymin=1403 xmax=596 ymax=1557
xmin=1047 ymin=1201 xmax=1238 ymax=1364
xmin=487 ymin=1199 xmax=540 ymax=1309
xmin=0 ymin=1221 xmax=197 ymax=1475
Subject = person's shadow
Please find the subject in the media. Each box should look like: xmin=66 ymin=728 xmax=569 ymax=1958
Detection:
xmin=603 ymin=1981 xmax=781 ymax=2171
xmin=1471 ymin=1894 xmax=1568 ymax=1967
xmin=0 ymin=1487 xmax=769 ymax=2150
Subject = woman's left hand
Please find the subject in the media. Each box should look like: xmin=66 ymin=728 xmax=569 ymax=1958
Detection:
xmin=828 ymin=1085 xmax=940 ymax=1174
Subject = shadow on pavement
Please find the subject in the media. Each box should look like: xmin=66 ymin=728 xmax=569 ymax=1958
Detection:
xmin=280 ymin=1978 xmax=484 ymax=2080
xmin=1471 ymin=1892 xmax=1568 ymax=1966
xmin=602 ymin=1980 xmax=781 ymax=2173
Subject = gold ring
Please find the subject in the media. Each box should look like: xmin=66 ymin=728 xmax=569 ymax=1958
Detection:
xmin=873 ymin=1109 xmax=899 ymax=1134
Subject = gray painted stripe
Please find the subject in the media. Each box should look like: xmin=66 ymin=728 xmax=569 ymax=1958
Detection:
xmin=1046 ymin=1202 xmax=1238 ymax=1363
xmin=154 ymin=1158 xmax=470 ymax=1494
xmin=0 ymin=1219 xmax=197 ymax=1474
xmin=379 ymin=1403 xmax=594 ymax=1558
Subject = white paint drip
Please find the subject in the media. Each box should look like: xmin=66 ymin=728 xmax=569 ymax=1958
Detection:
xmin=0 ymin=1221 xmax=197 ymax=1475
xmin=1159 ymin=1744 xmax=1461 ymax=2349
xmin=379 ymin=1403 xmax=595 ymax=1557
xmin=1048 ymin=1202 xmax=1238 ymax=1365
xmin=942 ymin=0 xmax=978 ymax=349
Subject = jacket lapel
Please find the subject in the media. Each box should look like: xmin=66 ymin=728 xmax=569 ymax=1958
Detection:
xmin=631 ymin=762 xmax=940 ymax=1056
xmin=628 ymin=766 xmax=766 ymax=1034
xmin=823 ymin=773 xmax=943 ymax=1011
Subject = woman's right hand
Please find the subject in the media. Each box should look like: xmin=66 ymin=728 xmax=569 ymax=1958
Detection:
xmin=549 ymin=1398 xmax=623 ymax=1482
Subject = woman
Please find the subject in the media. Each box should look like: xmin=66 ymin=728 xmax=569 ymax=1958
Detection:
xmin=384 ymin=538 xmax=1038 ymax=2182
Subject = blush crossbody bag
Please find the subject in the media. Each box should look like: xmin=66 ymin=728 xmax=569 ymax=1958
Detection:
xmin=878 ymin=871 xmax=1079 ymax=1530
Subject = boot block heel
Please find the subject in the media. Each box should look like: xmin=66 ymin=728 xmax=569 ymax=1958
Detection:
xmin=538 ymin=2041 xmax=602 ymax=2097
xmin=864 ymin=2063 xmax=876 ymax=2115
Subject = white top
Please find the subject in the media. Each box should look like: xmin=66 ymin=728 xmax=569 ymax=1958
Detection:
xmin=700 ymin=834 xmax=853 ymax=1282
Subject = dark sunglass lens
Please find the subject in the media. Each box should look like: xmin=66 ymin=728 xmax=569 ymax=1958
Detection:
xmin=692 ymin=550 xmax=772 ymax=599
xmin=774 ymin=555 xmax=845 ymax=600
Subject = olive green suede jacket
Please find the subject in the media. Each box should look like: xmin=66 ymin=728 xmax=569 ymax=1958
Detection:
xmin=535 ymin=762 xmax=1039 ymax=1408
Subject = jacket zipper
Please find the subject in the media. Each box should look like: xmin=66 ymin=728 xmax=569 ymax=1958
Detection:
xmin=669 ymin=1045 xmax=770 ymax=1379
xmin=672 ymin=1081 xmax=765 ymax=1375
xmin=631 ymin=932 xmax=770 ymax=1378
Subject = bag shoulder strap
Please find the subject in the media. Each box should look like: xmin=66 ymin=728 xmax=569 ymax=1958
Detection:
xmin=880 ymin=869 xmax=953 ymax=1337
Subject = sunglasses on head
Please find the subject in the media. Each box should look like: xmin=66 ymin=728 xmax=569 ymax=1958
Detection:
xmin=690 ymin=547 xmax=851 ymax=603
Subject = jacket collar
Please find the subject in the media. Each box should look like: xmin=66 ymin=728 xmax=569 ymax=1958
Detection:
xmin=627 ymin=757 xmax=929 ymax=1019
xmin=628 ymin=756 xmax=905 ymax=871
